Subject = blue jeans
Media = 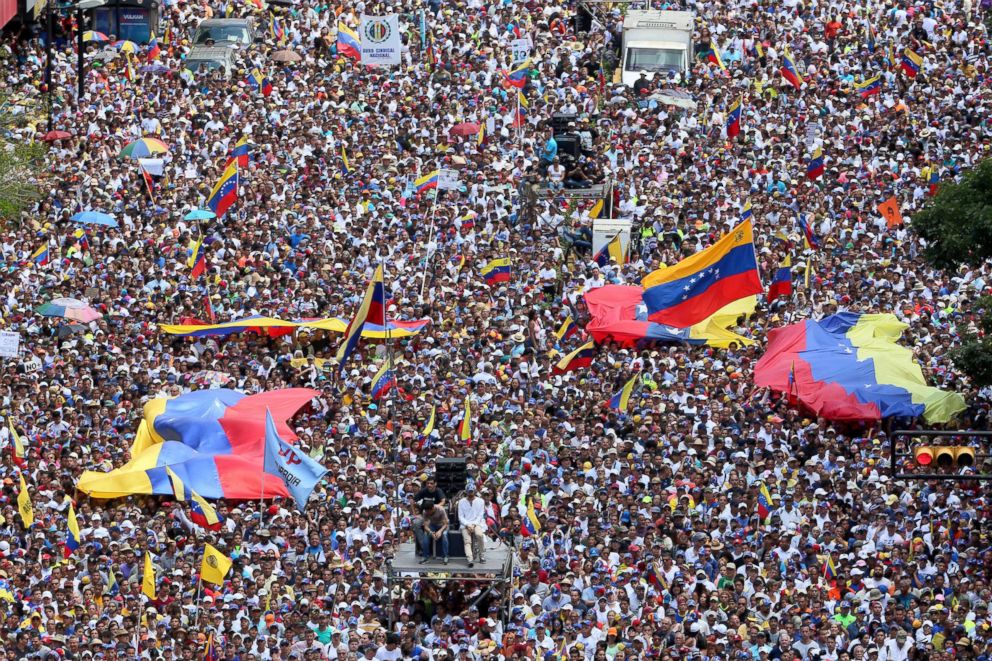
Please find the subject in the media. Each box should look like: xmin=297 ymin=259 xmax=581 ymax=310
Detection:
xmin=421 ymin=524 xmax=448 ymax=558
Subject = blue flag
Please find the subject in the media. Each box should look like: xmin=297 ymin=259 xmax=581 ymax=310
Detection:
xmin=263 ymin=409 xmax=329 ymax=511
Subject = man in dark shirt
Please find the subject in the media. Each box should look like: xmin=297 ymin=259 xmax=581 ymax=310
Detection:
xmin=419 ymin=499 xmax=449 ymax=564
xmin=412 ymin=478 xmax=446 ymax=556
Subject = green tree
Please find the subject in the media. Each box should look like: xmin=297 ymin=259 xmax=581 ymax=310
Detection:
xmin=0 ymin=96 xmax=47 ymax=220
xmin=913 ymin=158 xmax=992 ymax=386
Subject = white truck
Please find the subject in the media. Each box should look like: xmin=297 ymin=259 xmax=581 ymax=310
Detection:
xmin=621 ymin=10 xmax=694 ymax=87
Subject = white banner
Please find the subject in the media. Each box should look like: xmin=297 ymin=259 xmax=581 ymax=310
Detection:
xmin=0 ymin=332 xmax=19 ymax=359
xmin=360 ymin=14 xmax=402 ymax=66
xmin=510 ymin=37 xmax=532 ymax=64
xmin=437 ymin=168 xmax=461 ymax=191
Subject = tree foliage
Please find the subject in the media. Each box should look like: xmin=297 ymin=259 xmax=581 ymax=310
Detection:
xmin=914 ymin=159 xmax=992 ymax=386
xmin=913 ymin=158 xmax=992 ymax=271
xmin=0 ymin=96 xmax=47 ymax=221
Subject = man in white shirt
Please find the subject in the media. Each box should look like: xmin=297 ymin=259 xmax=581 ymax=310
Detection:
xmin=457 ymin=483 xmax=488 ymax=567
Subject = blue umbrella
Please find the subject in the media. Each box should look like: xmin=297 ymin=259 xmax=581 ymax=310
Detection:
xmin=71 ymin=211 xmax=118 ymax=228
xmin=184 ymin=209 xmax=216 ymax=221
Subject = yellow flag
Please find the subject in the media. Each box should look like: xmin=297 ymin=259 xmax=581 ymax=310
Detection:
xmin=8 ymin=418 xmax=25 ymax=461
xmin=142 ymin=552 xmax=156 ymax=600
xmin=17 ymin=473 xmax=32 ymax=528
xmin=200 ymin=543 xmax=232 ymax=586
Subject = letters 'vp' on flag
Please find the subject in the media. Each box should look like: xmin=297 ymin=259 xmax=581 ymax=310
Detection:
xmin=641 ymin=220 xmax=762 ymax=328
xmin=263 ymin=409 xmax=329 ymax=511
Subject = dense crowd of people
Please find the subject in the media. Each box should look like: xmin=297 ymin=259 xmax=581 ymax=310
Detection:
xmin=1 ymin=0 xmax=991 ymax=658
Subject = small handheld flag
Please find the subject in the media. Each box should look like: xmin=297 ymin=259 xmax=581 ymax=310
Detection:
xmin=878 ymin=196 xmax=904 ymax=228
xmin=200 ymin=544 xmax=233 ymax=586
xmin=370 ymin=360 xmax=397 ymax=400
xmin=458 ymin=397 xmax=472 ymax=442
xmin=555 ymin=316 xmax=579 ymax=342
xmin=29 ymin=244 xmax=50 ymax=267
xmin=900 ymin=48 xmax=922 ymax=78
xmin=64 ymin=502 xmax=81 ymax=558
xmin=552 ymin=341 xmax=595 ymax=375
xmin=8 ymin=418 xmax=25 ymax=464
xmin=767 ymin=256 xmax=793 ymax=302
xmin=17 ymin=473 xmax=32 ymax=528
xmin=142 ymin=552 xmax=156 ymax=599
xmin=521 ymin=498 xmax=541 ymax=536
xmin=336 ymin=265 xmax=384 ymax=372
xmin=854 ymin=75 xmax=881 ymax=98
xmin=189 ymin=236 xmax=207 ymax=279
xmin=205 ymin=162 xmax=239 ymax=218
xmin=726 ymin=96 xmax=742 ymax=139
xmin=757 ymin=483 xmax=775 ymax=521
xmin=797 ymin=214 xmax=819 ymax=249
xmin=248 ymin=68 xmax=273 ymax=97
xmin=781 ymin=49 xmax=804 ymax=89
xmin=593 ymin=233 xmax=626 ymax=267
xmin=608 ymin=375 xmax=638 ymax=413
xmin=807 ymin=148 xmax=825 ymax=180
xmin=480 ymin=257 xmax=512 ymax=286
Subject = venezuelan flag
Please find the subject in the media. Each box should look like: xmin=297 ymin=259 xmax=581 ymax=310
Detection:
xmin=740 ymin=200 xmax=753 ymax=223
xmin=480 ymin=257 xmax=512 ymax=286
xmin=641 ymin=220 xmax=762 ymax=328
xmin=900 ymin=48 xmax=922 ymax=78
xmin=593 ymin=233 xmax=626 ymax=267
xmin=552 ymin=340 xmax=595 ymax=375
xmin=340 ymin=144 xmax=350 ymax=175
xmin=823 ymin=556 xmax=838 ymax=579
xmin=74 ymin=228 xmax=90 ymax=252
xmin=206 ymin=162 xmax=239 ymax=218
xmin=726 ymin=96 xmax=742 ymax=138
xmin=270 ymin=15 xmax=285 ymax=44
xmin=855 ymin=75 xmax=881 ymax=98
xmin=146 ymin=34 xmax=161 ymax=61
xmin=30 ymin=244 xmax=50 ymax=266
xmin=555 ymin=315 xmax=578 ymax=342
xmin=76 ymin=388 xmax=318 ymax=500
xmin=781 ymin=49 xmax=804 ymax=89
xmin=337 ymin=22 xmax=361 ymax=60
xmin=797 ymin=213 xmax=819 ymax=249
xmin=767 ymin=256 xmax=792 ymax=302
xmin=753 ymin=312 xmax=967 ymax=423
xmin=757 ymin=483 xmax=774 ymax=521
xmin=420 ymin=405 xmax=435 ymax=441
xmin=608 ymin=375 xmax=638 ymax=412
xmin=702 ymin=39 xmax=725 ymax=70
xmin=646 ymin=561 xmax=668 ymax=590
xmin=248 ymin=68 xmax=272 ymax=97
xmin=370 ymin=360 xmax=397 ymax=400
xmin=505 ymin=59 xmax=530 ymax=88
xmin=164 ymin=466 xmax=223 ymax=530
xmin=415 ymin=170 xmax=439 ymax=194
xmin=520 ymin=498 xmax=541 ymax=536
xmin=189 ymin=236 xmax=207 ymax=279
xmin=8 ymin=418 xmax=25 ymax=464
xmin=807 ymin=148 xmax=825 ymax=180
xmin=225 ymin=136 xmax=251 ymax=169
xmin=458 ymin=396 xmax=472 ymax=442
xmin=928 ymin=167 xmax=940 ymax=196
xmin=336 ymin=265 xmax=384 ymax=371
xmin=64 ymin=502 xmax=80 ymax=557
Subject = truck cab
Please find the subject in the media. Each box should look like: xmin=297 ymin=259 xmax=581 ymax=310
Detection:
xmin=621 ymin=10 xmax=694 ymax=87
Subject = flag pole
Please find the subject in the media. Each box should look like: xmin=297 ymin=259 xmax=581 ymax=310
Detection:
xmin=419 ymin=187 xmax=441 ymax=300
xmin=193 ymin=577 xmax=203 ymax=628
xmin=380 ymin=256 xmax=402 ymax=511
xmin=516 ymin=89 xmax=521 ymax=150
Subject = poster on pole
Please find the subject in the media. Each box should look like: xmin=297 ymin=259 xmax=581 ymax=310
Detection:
xmin=360 ymin=15 xmax=402 ymax=66
xmin=437 ymin=168 xmax=461 ymax=191
xmin=510 ymin=37 xmax=532 ymax=64
xmin=0 ymin=332 xmax=18 ymax=359
xmin=592 ymin=218 xmax=633 ymax=258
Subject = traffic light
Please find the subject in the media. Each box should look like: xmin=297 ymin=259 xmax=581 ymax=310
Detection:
xmin=914 ymin=446 xmax=975 ymax=468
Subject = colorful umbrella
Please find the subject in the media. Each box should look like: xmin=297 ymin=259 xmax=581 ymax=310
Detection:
xmin=450 ymin=122 xmax=480 ymax=137
xmin=41 ymin=130 xmax=72 ymax=142
xmin=36 ymin=298 xmax=102 ymax=323
xmin=184 ymin=209 xmax=216 ymax=221
xmin=113 ymin=40 xmax=138 ymax=53
xmin=83 ymin=31 xmax=109 ymax=43
xmin=119 ymin=137 xmax=169 ymax=159
xmin=71 ymin=211 xmax=118 ymax=227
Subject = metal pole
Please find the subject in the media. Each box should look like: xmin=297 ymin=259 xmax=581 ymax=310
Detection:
xmin=418 ymin=191 xmax=441 ymax=300
xmin=192 ymin=579 xmax=203 ymax=627
xmin=77 ymin=7 xmax=85 ymax=101
xmin=45 ymin=6 xmax=54 ymax=132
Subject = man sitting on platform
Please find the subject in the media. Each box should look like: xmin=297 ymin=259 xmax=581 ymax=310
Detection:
xmin=419 ymin=499 xmax=449 ymax=565
xmin=457 ymin=483 xmax=487 ymax=568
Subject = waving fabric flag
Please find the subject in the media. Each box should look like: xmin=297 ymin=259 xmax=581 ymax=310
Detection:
xmin=855 ymin=75 xmax=881 ymax=98
xmin=263 ymin=409 xmax=329 ymax=511
xmin=142 ymin=552 xmax=156 ymax=599
xmin=205 ymin=162 xmax=239 ymax=218
xmin=900 ymin=48 xmax=922 ymax=77
xmin=593 ymin=234 xmax=626 ymax=267
xmin=797 ymin=214 xmax=819 ymax=249
xmin=702 ymin=40 xmax=725 ymax=70
xmin=76 ymin=388 xmax=318 ymax=499
xmin=726 ymin=96 xmax=742 ymax=138
xmin=64 ymin=502 xmax=80 ymax=557
xmin=754 ymin=313 xmax=967 ymax=423
xmin=200 ymin=544 xmax=233 ymax=585
xmin=505 ymin=59 xmax=531 ymax=88
xmin=8 ymin=417 xmax=25 ymax=464
xmin=164 ymin=466 xmax=223 ymax=530
xmin=414 ymin=170 xmax=439 ymax=193
xmin=520 ymin=498 xmax=541 ymax=536
xmin=480 ymin=257 xmax=512 ymax=285
xmin=336 ymin=265 xmax=385 ymax=371
xmin=225 ymin=136 xmax=251 ymax=168
xmin=555 ymin=316 xmax=579 ymax=342
xmin=337 ymin=22 xmax=361 ymax=60
xmin=781 ymin=49 xmax=804 ymax=88
xmin=757 ymin=483 xmax=775 ymax=521
xmin=552 ymin=341 xmax=595 ymax=375
xmin=189 ymin=236 xmax=206 ymax=279
xmin=17 ymin=473 xmax=32 ymax=528
xmin=767 ymin=256 xmax=793 ymax=302
xmin=369 ymin=360 xmax=397 ymax=400
xmin=641 ymin=220 xmax=762 ymax=328
xmin=608 ymin=375 xmax=638 ymax=412
xmin=30 ymin=244 xmax=50 ymax=266
xmin=248 ymin=68 xmax=273 ymax=97
xmin=458 ymin=397 xmax=472 ymax=442
xmin=807 ymin=148 xmax=825 ymax=180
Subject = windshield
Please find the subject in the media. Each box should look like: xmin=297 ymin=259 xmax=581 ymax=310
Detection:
xmin=193 ymin=25 xmax=250 ymax=44
xmin=625 ymin=47 xmax=684 ymax=72
xmin=186 ymin=59 xmax=226 ymax=74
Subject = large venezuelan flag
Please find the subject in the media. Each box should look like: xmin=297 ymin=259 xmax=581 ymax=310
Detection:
xmin=337 ymin=22 xmax=361 ymax=60
xmin=754 ymin=313 xmax=966 ymax=423
xmin=641 ymin=220 xmax=762 ymax=328
xmin=206 ymin=162 xmax=239 ymax=218
xmin=76 ymin=388 xmax=319 ymax=499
